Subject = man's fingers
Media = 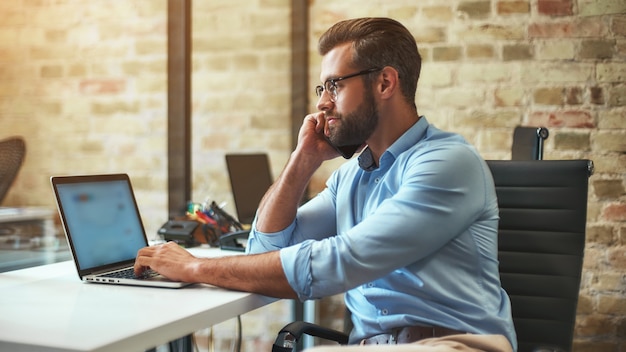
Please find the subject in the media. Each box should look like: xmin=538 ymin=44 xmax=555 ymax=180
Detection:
xmin=133 ymin=259 xmax=148 ymax=275
xmin=304 ymin=113 xmax=326 ymax=132
xmin=134 ymin=245 xmax=158 ymax=274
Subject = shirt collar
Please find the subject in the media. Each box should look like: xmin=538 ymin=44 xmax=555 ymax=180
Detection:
xmin=357 ymin=116 xmax=428 ymax=171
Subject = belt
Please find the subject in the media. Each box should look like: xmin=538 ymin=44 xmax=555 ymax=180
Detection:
xmin=362 ymin=325 xmax=466 ymax=345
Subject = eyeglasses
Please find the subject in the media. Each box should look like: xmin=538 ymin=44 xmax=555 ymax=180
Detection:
xmin=315 ymin=67 xmax=382 ymax=102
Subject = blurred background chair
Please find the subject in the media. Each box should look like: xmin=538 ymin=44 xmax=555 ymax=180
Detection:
xmin=273 ymin=159 xmax=592 ymax=352
xmin=511 ymin=126 xmax=549 ymax=161
xmin=0 ymin=136 xmax=26 ymax=205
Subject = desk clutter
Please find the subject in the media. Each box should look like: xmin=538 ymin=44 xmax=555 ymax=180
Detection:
xmin=158 ymin=201 xmax=249 ymax=251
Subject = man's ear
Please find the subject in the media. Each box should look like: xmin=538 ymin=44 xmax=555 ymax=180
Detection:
xmin=378 ymin=66 xmax=399 ymax=100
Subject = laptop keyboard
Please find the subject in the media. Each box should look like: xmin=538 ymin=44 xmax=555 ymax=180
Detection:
xmin=101 ymin=267 xmax=159 ymax=280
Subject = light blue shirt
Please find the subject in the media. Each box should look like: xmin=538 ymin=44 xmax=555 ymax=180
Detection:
xmin=247 ymin=117 xmax=517 ymax=349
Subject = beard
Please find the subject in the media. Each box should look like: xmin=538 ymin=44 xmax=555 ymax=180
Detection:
xmin=328 ymin=87 xmax=379 ymax=147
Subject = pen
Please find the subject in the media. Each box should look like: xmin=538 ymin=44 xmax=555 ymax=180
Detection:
xmin=195 ymin=210 xmax=218 ymax=226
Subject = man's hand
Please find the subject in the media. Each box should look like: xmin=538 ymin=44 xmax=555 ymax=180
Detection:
xmin=134 ymin=243 xmax=297 ymax=298
xmin=297 ymin=112 xmax=340 ymax=161
xmin=254 ymin=112 xmax=335 ymax=233
xmin=134 ymin=242 xmax=199 ymax=283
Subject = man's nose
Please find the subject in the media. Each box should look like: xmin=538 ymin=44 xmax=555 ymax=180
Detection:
xmin=316 ymin=92 xmax=334 ymax=111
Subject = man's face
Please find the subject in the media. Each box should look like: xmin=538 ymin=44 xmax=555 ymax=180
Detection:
xmin=318 ymin=43 xmax=380 ymax=147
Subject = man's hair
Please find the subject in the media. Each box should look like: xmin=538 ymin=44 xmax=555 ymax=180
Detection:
xmin=318 ymin=17 xmax=422 ymax=108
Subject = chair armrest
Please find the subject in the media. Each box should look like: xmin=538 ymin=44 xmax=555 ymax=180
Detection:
xmin=272 ymin=321 xmax=349 ymax=352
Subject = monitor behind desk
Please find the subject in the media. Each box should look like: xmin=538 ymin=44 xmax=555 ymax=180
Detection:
xmin=225 ymin=153 xmax=273 ymax=226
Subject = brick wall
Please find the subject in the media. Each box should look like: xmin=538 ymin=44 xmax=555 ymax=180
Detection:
xmin=1 ymin=0 xmax=172 ymax=233
xmin=0 ymin=0 xmax=293 ymax=350
xmin=0 ymin=0 xmax=624 ymax=351
xmin=309 ymin=1 xmax=626 ymax=351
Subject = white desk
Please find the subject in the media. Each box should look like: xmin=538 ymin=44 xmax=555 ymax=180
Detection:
xmin=0 ymin=247 xmax=276 ymax=352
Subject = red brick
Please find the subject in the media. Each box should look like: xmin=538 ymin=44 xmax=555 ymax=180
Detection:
xmin=537 ymin=0 xmax=573 ymax=16
xmin=529 ymin=22 xmax=573 ymax=38
xmin=529 ymin=18 xmax=608 ymax=38
xmin=528 ymin=110 xmax=595 ymax=128
xmin=602 ymin=203 xmax=626 ymax=222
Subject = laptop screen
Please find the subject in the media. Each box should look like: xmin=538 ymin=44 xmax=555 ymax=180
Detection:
xmin=54 ymin=177 xmax=147 ymax=270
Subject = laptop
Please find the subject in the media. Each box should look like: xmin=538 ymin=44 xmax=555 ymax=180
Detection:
xmin=225 ymin=153 xmax=273 ymax=225
xmin=51 ymin=174 xmax=191 ymax=288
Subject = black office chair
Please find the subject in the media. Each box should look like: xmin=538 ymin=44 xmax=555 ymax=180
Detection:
xmin=273 ymin=159 xmax=592 ymax=352
xmin=0 ymin=136 xmax=26 ymax=205
xmin=511 ymin=126 xmax=549 ymax=161
xmin=489 ymin=159 xmax=592 ymax=352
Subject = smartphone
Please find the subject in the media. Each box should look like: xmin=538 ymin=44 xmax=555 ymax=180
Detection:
xmin=324 ymin=136 xmax=361 ymax=159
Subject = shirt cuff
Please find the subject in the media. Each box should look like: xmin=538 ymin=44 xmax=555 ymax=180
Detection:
xmin=279 ymin=240 xmax=313 ymax=301
xmin=246 ymin=220 xmax=296 ymax=254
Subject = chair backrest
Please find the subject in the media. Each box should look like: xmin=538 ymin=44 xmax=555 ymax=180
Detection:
xmin=0 ymin=136 xmax=26 ymax=205
xmin=511 ymin=126 xmax=549 ymax=160
xmin=487 ymin=160 xmax=592 ymax=352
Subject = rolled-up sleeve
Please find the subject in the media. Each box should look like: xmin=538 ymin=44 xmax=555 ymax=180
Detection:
xmin=245 ymin=189 xmax=339 ymax=301
xmin=279 ymin=240 xmax=313 ymax=300
xmin=246 ymin=220 xmax=296 ymax=253
xmin=246 ymin=222 xmax=317 ymax=301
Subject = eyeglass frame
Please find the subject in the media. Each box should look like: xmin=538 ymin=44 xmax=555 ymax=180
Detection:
xmin=315 ymin=67 xmax=382 ymax=102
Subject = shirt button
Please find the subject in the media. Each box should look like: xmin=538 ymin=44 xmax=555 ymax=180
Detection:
xmin=374 ymin=177 xmax=380 ymax=183
xmin=381 ymin=309 xmax=389 ymax=315
xmin=367 ymin=283 xmax=374 ymax=287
